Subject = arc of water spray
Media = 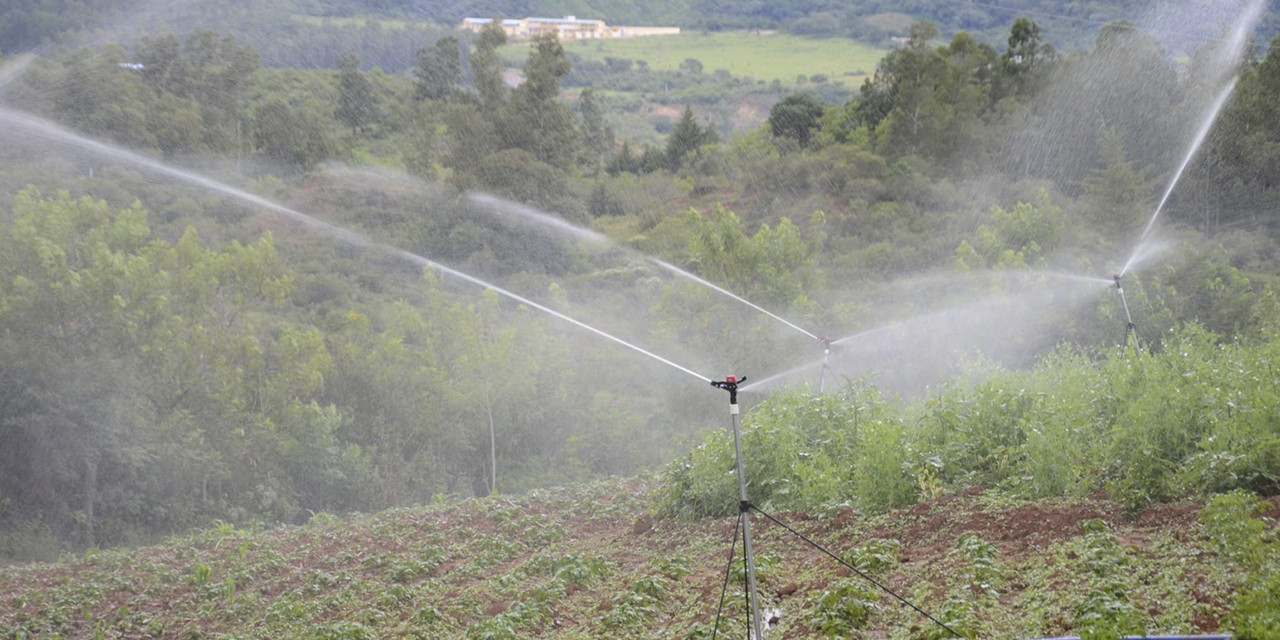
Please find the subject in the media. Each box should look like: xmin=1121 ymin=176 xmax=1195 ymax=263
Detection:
xmin=1121 ymin=76 xmax=1240 ymax=276
xmin=466 ymin=193 xmax=824 ymax=343
xmin=646 ymin=258 xmax=822 ymax=342
xmin=740 ymin=274 xmax=1117 ymax=393
xmin=0 ymin=55 xmax=35 ymax=94
xmin=1120 ymin=0 xmax=1265 ymax=277
xmin=0 ymin=107 xmax=712 ymax=384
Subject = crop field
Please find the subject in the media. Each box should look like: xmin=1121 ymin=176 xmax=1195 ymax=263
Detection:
xmin=1 ymin=479 xmax=1265 ymax=639
xmin=520 ymin=31 xmax=887 ymax=86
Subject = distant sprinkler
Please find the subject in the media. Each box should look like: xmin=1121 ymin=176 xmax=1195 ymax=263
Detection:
xmin=817 ymin=336 xmax=833 ymax=393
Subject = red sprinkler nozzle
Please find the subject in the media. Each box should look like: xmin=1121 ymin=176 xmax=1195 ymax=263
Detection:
xmin=725 ymin=375 xmax=737 ymax=384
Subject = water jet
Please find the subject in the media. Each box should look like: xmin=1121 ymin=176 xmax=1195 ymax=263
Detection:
xmin=0 ymin=107 xmax=713 ymax=384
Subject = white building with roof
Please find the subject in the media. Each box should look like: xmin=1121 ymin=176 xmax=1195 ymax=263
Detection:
xmin=460 ymin=16 xmax=679 ymax=39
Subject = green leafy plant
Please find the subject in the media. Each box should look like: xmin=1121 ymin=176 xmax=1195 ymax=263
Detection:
xmin=842 ymin=538 xmax=902 ymax=573
xmin=808 ymin=580 xmax=878 ymax=637
xmin=955 ymin=532 xmax=1004 ymax=598
xmin=1201 ymin=491 xmax=1280 ymax=639
xmin=1073 ymin=519 xmax=1143 ymax=640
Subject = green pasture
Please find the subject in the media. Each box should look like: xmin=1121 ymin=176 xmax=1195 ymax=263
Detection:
xmin=514 ymin=31 xmax=887 ymax=86
xmin=290 ymin=14 xmax=428 ymax=29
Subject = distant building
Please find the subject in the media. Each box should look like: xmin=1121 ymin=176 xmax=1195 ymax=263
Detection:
xmin=460 ymin=16 xmax=679 ymax=40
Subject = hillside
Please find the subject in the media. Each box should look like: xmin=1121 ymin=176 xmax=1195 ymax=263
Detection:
xmin=1 ymin=479 xmax=1271 ymax=639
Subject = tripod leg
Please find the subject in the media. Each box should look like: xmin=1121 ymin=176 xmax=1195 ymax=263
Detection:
xmin=711 ymin=512 xmax=743 ymax=640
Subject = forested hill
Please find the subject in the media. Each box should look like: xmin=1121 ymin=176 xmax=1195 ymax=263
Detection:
xmin=5 ymin=0 xmax=1280 ymax=59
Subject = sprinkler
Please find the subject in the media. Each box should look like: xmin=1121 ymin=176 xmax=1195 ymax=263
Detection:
xmin=709 ymin=372 xmax=964 ymax=640
xmin=1113 ymin=274 xmax=1146 ymax=355
xmin=817 ymin=336 xmax=833 ymax=393
xmin=709 ymin=375 xmax=766 ymax=640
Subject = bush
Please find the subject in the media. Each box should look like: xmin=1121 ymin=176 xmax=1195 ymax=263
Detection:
xmin=655 ymin=383 xmax=906 ymax=518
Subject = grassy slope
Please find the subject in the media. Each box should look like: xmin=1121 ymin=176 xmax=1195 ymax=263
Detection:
xmin=527 ymin=32 xmax=886 ymax=87
xmin=0 ymin=479 xmax=1258 ymax=639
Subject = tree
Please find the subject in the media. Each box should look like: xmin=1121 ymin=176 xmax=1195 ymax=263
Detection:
xmin=679 ymin=57 xmax=704 ymax=74
xmin=606 ymin=140 xmax=643 ymax=175
xmin=335 ymin=51 xmax=378 ymax=134
xmin=1000 ymin=16 xmax=1055 ymax=97
xmin=500 ymin=34 xmax=579 ymax=170
xmin=872 ymin=24 xmax=997 ymax=163
xmin=1186 ymin=34 xmax=1280 ymax=234
xmin=253 ymin=97 xmax=334 ymax=171
xmin=443 ymin=101 xmax=502 ymax=184
xmin=665 ymin=105 xmax=718 ymax=171
xmin=954 ymin=193 xmax=1065 ymax=270
xmin=1081 ymin=129 xmax=1156 ymax=240
xmin=414 ymin=35 xmax=462 ymax=102
xmin=133 ymin=30 xmax=260 ymax=154
xmin=471 ymin=23 xmax=508 ymax=111
xmin=768 ymin=93 xmax=826 ymax=149
xmin=871 ymin=22 xmax=945 ymax=157
xmin=473 ymin=148 xmax=577 ymax=214
xmin=579 ymin=87 xmax=614 ymax=169
xmin=53 ymin=46 xmax=153 ymax=149
xmin=0 ymin=189 xmax=328 ymax=549
xmin=1002 ymin=20 xmax=1178 ymax=185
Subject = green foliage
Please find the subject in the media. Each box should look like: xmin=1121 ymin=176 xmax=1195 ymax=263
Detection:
xmin=471 ymin=24 xmax=509 ymax=112
xmin=955 ymin=532 xmax=1004 ymax=598
xmin=656 ymin=385 xmax=905 ymax=517
xmin=414 ymin=35 xmax=462 ymax=102
xmin=768 ymin=93 xmax=827 ymax=149
xmin=665 ymin=105 xmax=719 ymax=171
xmin=1072 ymin=519 xmax=1143 ymax=640
xmin=8 ymin=4 xmax=1280 ymax=578
xmin=1201 ymin=490 xmax=1272 ymax=570
xmin=253 ymin=97 xmax=335 ymax=171
xmin=335 ymin=51 xmax=379 ymax=134
xmin=842 ymin=538 xmax=901 ymax=573
xmin=808 ymin=580 xmax=878 ymax=636
xmin=1200 ymin=491 xmax=1280 ymax=639
xmin=600 ymin=572 xmax=672 ymax=632
xmin=955 ymin=193 xmax=1064 ymax=270
xmin=660 ymin=322 xmax=1280 ymax=520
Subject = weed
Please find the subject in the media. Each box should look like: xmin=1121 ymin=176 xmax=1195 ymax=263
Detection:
xmin=549 ymin=553 xmax=616 ymax=584
xmin=1201 ymin=489 xmax=1272 ymax=569
xmin=656 ymin=554 xmax=691 ymax=581
xmin=1201 ymin=491 xmax=1280 ymax=638
xmin=808 ymin=580 xmax=878 ymax=637
xmin=956 ymin=532 xmax=1004 ymax=598
xmin=842 ymin=538 xmax=902 ymax=573
xmin=308 ymin=620 xmax=373 ymax=640
xmin=1073 ymin=519 xmax=1143 ymax=640
xmin=189 ymin=560 xmax=213 ymax=587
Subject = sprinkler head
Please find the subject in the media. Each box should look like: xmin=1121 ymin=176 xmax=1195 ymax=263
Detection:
xmin=711 ymin=375 xmax=746 ymax=403
xmin=1113 ymin=274 xmax=1123 ymax=289
xmin=710 ymin=375 xmax=746 ymax=391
